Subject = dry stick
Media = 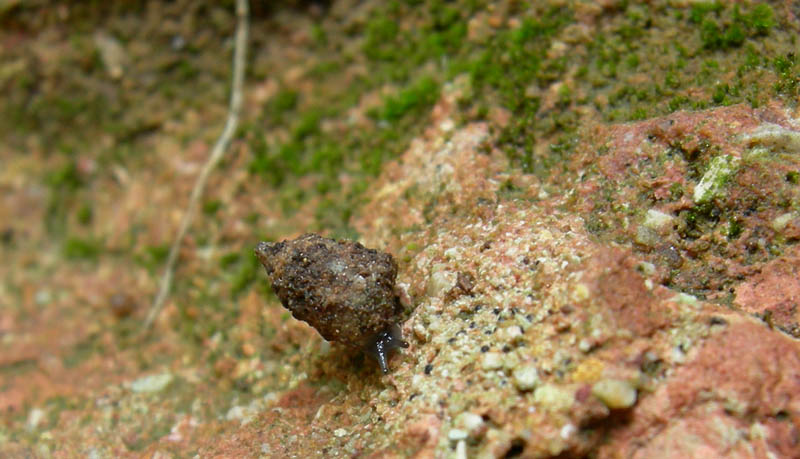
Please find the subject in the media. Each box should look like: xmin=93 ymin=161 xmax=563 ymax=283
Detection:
xmin=143 ymin=0 xmax=249 ymax=331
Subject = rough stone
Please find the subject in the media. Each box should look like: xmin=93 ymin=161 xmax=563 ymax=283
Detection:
xmin=592 ymin=379 xmax=637 ymax=409
xmin=129 ymin=373 xmax=174 ymax=394
xmin=512 ymin=364 xmax=539 ymax=391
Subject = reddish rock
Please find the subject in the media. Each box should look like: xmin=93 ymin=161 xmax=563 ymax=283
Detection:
xmin=586 ymin=249 xmax=671 ymax=337
xmin=735 ymin=245 xmax=800 ymax=336
xmin=569 ymin=103 xmax=800 ymax=299
xmin=598 ymin=318 xmax=800 ymax=458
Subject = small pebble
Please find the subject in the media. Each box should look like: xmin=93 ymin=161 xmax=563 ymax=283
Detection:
xmin=533 ymin=385 xmax=574 ymax=411
xmin=572 ymin=283 xmax=590 ymax=301
xmin=481 ymin=352 xmax=504 ymax=370
xmin=448 ymin=428 xmax=468 ymax=441
xmin=225 ymin=405 xmax=250 ymax=422
xmin=413 ymin=323 xmax=429 ymax=342
xmin=643 ymin=209 xmax=674 ymax=231
xmin=455 ymin=412 xmax=485 ymax=437
xmin=109 ymin=293 xmax=136 ymax=318
xmin=771 ymin=212 xmax=795 ymax=232
xmin=500 ymin=325 xmax=523 ymax=342
xmin=512 ymin=364 xmax=539 ymax=391
xmin=428 ymin=264 xmax=456 ymax=297
xmin=34 ymin=290 xmax=51 ymax=305
xmin=560 ymin=423 xmax=576 ymax=440
xmin=130 ymin=373 xmax=174 ymax=393
xmin=26 ymin=408 xmax=45 ymax=431
xmin=592 ymin=379 xmax=637 ymax=409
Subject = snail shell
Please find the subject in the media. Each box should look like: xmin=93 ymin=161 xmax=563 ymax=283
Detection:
xmin=255 ymin=233 xmax=408 ymax=373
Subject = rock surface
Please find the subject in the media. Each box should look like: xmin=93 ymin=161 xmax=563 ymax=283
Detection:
xmin=2 ymin=1 xmax=800 ymax=457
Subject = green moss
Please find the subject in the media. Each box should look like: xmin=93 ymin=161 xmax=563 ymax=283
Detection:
xmin=711 ymin=83 xmax=738 ymax=105
xmin=219 ymin=251 xmax=241 ymax=269
xmin=263 ymin=87 xmax=299 ymax=123
xmin=625 ymin=53 xmax=640 ymax=70
xmin=62 ymin=336 xmax=100 ymax=368
xmin=310 ymin=23 xmax=327 ymax=46
xmin=314 ymin=198 xmax=358 ymax=239
xmin=308 ymin=59 xmax=343 ymax=79
xmin=361 ymin=0 xmax=476 ymax=70
xmin=585 ymin=213 xmax=610 ymax=235
xmin=46 ymin=161 xmax=85 ymax=190
xmin=699 ymin=19 xmax=743 ymax=49
xmin=689 ymin=1 xmax=723 ymax=24
xmin=584 ymin=0 xmax=790 ymax=122
xmin=470 ymin=9 xmax=571 ymax=108
xmin=692 ymin=2 xmax=776 ymax=50
xmin=45 ymin=160 xmax=86 ymax=234
xmin=229 ymin=249 xmax=261 ymax=297
xmin=135 ymin=244 xmax=169 ymax=271
xmin=727 ymin=217 xmax=743 ymax=240
xmin=739 ymin=3 xmax=775 ymax=35
xmin=362 ymin=11 xmax=403 ymax=61
xmin=773 ymin=53 xmax=799 ymax=96
xmin=63 ymin=237 xmax=102 ymax=260
xmin=668 ymin=95 xmax=690 ymax=112
xmin=630 ymin=107 xmax=649 ymax=120
xmin=203 ymin=199 xmax=222 ymax=216
xmin=292 ymin=109 xmax=323 ymax=141
xmin=380 ymin=76 xmax=440 ymax=121
xmin=148 ymin=245 xmax=169 ymax=264
xmin=248 ymin=30 xmax=448 ymax=226
xmin=421 ymin=1 xmax=468 ymax=57
xmin=774 ymin=54 xmax=794 ymax=74
xmin=244 ymin=1 xmax=784 ymax=232
xmin=310 ymin=144 xmax=346 ymax=182
xmin=669 ymin=182 xmax=685 ymax=200
xmin=248 ymin=135 xmax=284 ymax=186
xmin=76 ymin=203 xmax=93 ymax=225
xmin=464 ymin=7 xmax=574 ymax=172
xmin=664 ymin=70 xmax=681 ymax=89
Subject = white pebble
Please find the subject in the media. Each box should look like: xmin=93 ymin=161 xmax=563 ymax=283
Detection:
xmin=592 ymin=379 xmax=637 ymax=409
xmin=130 ymin=373 xmax=174 ymax=393
xmin=481 ymin=352 xmax=504 ymax=370
xmin=26 ymin=408 xmax=45 ymax=431
xmin=643 ymin=209 xmax=674 ymax=231
xmin=427 ymin=264 xmax=456 ymax=297
xmin=448 ymin=428 xmax=468 ymax=441
xmin=512 ymin=365 xmax=539 ymax=391
xmin=455 ymin=412 xmax=484 ymax=435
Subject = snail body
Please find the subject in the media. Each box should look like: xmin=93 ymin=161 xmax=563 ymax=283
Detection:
xmin=255 ymin=234 xmax=408 ymax=373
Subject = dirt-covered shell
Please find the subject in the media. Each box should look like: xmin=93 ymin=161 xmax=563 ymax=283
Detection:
xmin=255 ymin=233 xmax=408 ymax=373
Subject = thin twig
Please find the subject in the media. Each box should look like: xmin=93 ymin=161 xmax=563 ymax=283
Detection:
xmin=143 ymin=0 xmax=249 ymax=331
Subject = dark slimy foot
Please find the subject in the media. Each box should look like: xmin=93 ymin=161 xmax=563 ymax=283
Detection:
xmin=366 ymin=324 xmax=409 ymax=374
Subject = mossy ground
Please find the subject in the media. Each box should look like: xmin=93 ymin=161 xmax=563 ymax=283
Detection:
xmin=0 ymin=0 xmax=798 ymax=455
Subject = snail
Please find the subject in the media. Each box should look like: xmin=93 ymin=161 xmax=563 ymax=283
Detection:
xmin=255 ymin=234 xmax=408 ymax=373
